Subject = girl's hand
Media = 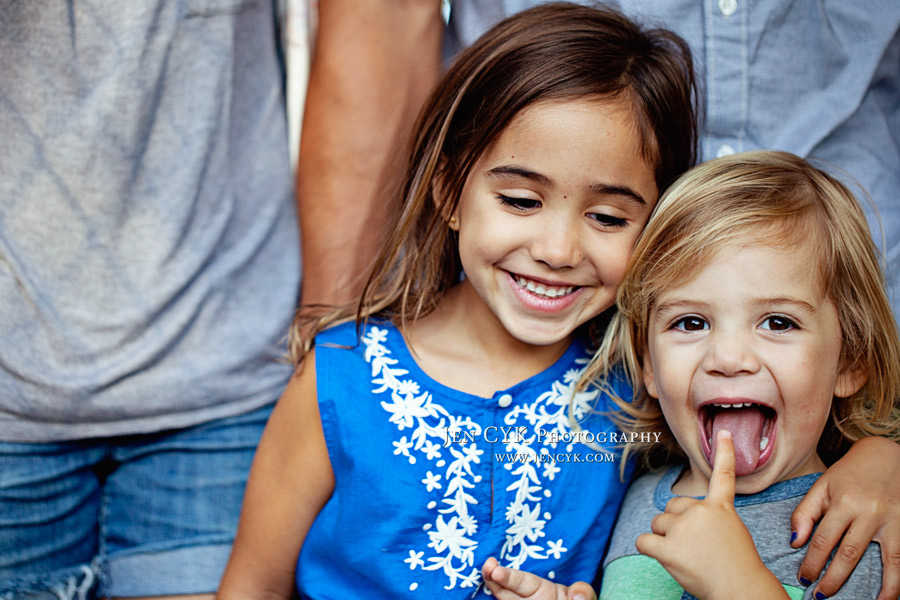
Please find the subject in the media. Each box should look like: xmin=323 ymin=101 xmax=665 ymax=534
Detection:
xmin=636 ymin=431 xmax=790 ymax=600
xmin=480 ymin=557 xmax=595 ymax=600
xmin=791 ymin=436 xmax=900 ymax=600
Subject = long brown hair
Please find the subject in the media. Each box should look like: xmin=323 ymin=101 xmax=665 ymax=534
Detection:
xmin=290 ymin=2 xmax=699 ymax=364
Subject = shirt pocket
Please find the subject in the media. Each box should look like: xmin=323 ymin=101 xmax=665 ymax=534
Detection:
xmin=182 ymin=0 xmax=259 ymax=18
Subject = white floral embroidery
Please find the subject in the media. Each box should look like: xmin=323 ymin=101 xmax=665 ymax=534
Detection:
xmin=365 ymin=326 xmax=601 ymax=592
xmin=422 ymin=471 xmax=443 ymax=492
xmin=547 ymin=539 xmax=567 ymax=559
xmin=406 ymin=550 xmax=425 ymax=570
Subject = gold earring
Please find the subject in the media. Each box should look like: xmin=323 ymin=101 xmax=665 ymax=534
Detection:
xmin=450 ymin=216 xmax=457 ymax=224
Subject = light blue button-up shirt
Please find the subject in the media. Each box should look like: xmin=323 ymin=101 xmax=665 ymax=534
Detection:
xmin=446 ymin=0 xmax=900 ymax=318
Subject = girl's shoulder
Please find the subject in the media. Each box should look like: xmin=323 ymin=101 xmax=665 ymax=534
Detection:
xmin=316 ymin=318 xmax=397 ymax=348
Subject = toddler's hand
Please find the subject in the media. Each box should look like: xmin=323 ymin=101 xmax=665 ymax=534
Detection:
xmin=480 ymin=557 xmax=595 ymax=600
xmin=635 ymin=430 xmax=788 ymax=600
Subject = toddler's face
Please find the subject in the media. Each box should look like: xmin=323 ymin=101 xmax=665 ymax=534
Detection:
xmin=642 ymin=240 xmax=864 ymax=496
xmin=450 ymin=97 xmax=657 ymax=350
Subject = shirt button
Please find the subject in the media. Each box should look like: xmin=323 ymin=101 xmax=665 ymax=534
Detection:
xmin=716 ymin=144 xmax=736 ymax=158
xmin=498 ymin=394 xmax=513 ymax=408
xmin=718 ymin=0 xmax=737 ymax=17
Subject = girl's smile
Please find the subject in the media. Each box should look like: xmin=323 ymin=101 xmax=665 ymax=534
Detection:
xmin=507 ymin=271 xmax=583 ymax=312
xmin=449 ymin=97 xmax=657 ymax=352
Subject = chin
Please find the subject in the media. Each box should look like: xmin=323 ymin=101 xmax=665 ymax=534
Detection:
xmin=732 ymin=471 xmax=776 ymax=495
xmin=732 ymin=457 xmax=810 ymax=495
xmin=506 ymin=321 xmax=576 ymax=347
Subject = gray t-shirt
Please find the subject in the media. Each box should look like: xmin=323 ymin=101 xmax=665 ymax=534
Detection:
xmin=601 ymin=467 xmax=881 ymax=599
xmin=0 ymin=0 xmax=299 ymax=441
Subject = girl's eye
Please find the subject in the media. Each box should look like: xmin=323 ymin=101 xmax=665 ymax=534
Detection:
xmin=498 ymin=195 xmax=541 ymax=211
xmin=760 ymin=315 xmax=797 ymax=332
xmin=588 ymin=213 xmax=628 ymax=228
xmin=672 ymin=316 xmax=708 ymax=332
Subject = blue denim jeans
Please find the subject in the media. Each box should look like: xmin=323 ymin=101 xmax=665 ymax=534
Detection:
xmin=0 ymin=403 xmax=273 ymax=600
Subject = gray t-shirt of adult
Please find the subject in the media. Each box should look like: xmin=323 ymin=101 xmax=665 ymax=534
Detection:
xmin=0 ymin=0 xmax=299 ymax=441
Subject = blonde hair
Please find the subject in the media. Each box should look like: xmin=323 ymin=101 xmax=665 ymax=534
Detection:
xmin=580 ymin=150 xmax=900 ymax=472
xmin=287 ymin=2 xmax=698 ymax=364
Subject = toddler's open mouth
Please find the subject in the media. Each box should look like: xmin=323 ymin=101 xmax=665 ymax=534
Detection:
xmin=699 ymin=401 xmax=777 ymax=476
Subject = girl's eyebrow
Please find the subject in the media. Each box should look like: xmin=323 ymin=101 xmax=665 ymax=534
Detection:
xmin=487 ymin=165 xmax=552 ymax=186
xmin=589 ymin=182 xmax=647 ymax=206
xmin=486 ymin=165 xmax=648 ymax=205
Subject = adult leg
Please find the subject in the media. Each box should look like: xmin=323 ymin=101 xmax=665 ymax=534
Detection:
xmin=99 ymin=405 xmax=272 ymax=599
xmin=0 ymin=441 xmax=107 ymax=600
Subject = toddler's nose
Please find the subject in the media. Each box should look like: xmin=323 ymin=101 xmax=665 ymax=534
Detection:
xmin=702 ymin=329 xmax=761 ymax=376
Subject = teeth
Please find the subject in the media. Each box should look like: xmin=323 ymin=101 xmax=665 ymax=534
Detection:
xmin=516 ymin=276 xmax=575 ymax=299
xmin=760 ymin=436 xmax=769 ymax=451
xmin=712 ymin=402 xmax=755 ymax=408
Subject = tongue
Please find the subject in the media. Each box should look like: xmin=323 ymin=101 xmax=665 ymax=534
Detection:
xmin=710 ymin=407 xmax=766 ymax=476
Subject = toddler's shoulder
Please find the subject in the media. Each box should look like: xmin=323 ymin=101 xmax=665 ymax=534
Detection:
xmin=623 ymin=468 xmax=668 ymax=506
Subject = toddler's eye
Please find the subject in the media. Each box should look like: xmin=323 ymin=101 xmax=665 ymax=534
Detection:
xmin=498 ymin=195 xmax=541 ymax=211
xmin=760 ymin=315 xmax=797 ymax=331
xmin=589 ymin=213 xmax=627 ymax=228
xmin=673 ymin=316 xmax=708 ymax=332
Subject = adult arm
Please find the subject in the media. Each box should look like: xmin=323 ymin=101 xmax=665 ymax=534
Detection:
xmin=297 ymin=0 xmax=444 ymax=308
xmin=791 ymin=436 xmax=900 ymax=600
xmin=218 ymin=353 xmax=332 ymax=599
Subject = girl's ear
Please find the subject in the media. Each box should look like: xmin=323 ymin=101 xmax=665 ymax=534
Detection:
xmin=833 ymin=365 xmax=867 ymax=398
xmin=433 ymin=164 xmax=459 ymax=230
xmin=642 ymin=349 xmax=659 ymax=399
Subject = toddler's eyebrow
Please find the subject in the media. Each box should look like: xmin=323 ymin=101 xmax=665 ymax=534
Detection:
xmin=654 ymin=299 xmax=709 ymax=319
xmin=756 ymin=297 xmax=819 ymax=313
xmin=486 ymin=165 xmax=648 ymax=205
xmin=655 ymin=296 xmax=820 ymax=318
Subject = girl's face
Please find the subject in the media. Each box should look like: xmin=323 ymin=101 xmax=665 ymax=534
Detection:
xmin=642 ymin=240 xmax=865 ymax=496
xmin=450 ymin=97 xmax=657 ymax=350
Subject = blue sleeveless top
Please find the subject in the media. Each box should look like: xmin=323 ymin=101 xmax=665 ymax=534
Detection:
xmin=297 ymin=321 xmax=633 ymax=597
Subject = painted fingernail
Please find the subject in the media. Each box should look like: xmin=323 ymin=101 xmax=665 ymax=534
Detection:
xmin=790 ymin=531 xmax=797 ymax=543
xmin=814 ymin=592 xmax=828 ymax=600
xmin=799 ymin=577 xmax=811 ymax=587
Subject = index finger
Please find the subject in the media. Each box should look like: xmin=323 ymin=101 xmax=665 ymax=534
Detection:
xmin=708 ymin=429 xmax=736 ymax=504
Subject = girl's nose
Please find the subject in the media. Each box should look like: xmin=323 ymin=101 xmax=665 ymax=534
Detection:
xmin=529 ymin=215 xmax=583 ymax=269
xmin=701 ymin=330 xmax=761 ymax=376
